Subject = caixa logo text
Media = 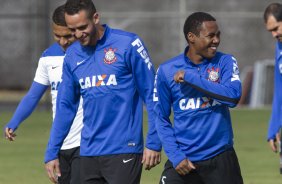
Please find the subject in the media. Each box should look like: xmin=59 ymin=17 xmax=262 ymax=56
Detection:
xmin=179 ymin=97 xmax=221 ymax=110
xmin=79 ymin=74 xmax=117 ymax=89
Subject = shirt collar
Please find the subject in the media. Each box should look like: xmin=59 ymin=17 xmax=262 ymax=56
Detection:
xmin=96 ymin=24 xmax=110 ymax=46
xmin=183 ymin=46 xmax=211 ymax=66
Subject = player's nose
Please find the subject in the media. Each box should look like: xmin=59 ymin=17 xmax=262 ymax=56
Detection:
xmin=74 ymin=31 xmax=83 ymax=39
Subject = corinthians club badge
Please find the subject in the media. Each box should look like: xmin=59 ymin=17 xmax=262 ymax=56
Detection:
xmin=207 ymin=67 xmax=220 ymax=82
xmin=104 ymin=47 xmax=117 ymax=64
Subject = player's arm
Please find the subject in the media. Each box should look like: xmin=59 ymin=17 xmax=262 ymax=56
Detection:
xmin=155 ymin=67 xmax=194 ymax=173
xmin=44 ymin=58 xmax=80 ymax=182
xmin=176 ymin=55 xmax=241 ymax=107
xmin=4 ymin=82 xmax=48 ymax=141
xmin=45 ymin=159 xmax=60 ymax=184
xmin=128 ymin=36 xmax=161 ymax=169
xmin=267 ymin=51 xmax=282 ymax=152
xmin=267 ymin=85 xmax=281 ymax=153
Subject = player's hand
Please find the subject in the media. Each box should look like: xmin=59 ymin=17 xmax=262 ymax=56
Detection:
xmin=4 ymin=127 xmax=16 ymax=141
xmin=174 ymin=70 xmax=185 ymax=83
xmin=142 ymin=148 xmax=161 ymax=170
xmin=45 ymin=159 xmax=61 ymax=184
xmin=269 ymin=133 xmax=281 ymax=153
xmin=175 ymin=159 xmax=196 ymax=175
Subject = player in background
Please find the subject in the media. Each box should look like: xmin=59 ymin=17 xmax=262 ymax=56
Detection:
xmin=264 ymin=3 xmax=282 ymax=173
xmin=154 ymin=12 xmax=243 ymax=184
xmin=4 ymin=5 xmax=83 ymax=184
xmin=44 ymin=0 xmax=161 ymax=184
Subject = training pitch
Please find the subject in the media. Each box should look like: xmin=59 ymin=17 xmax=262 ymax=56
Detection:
xmin=0 ymin=108 xmax=281 ymax=184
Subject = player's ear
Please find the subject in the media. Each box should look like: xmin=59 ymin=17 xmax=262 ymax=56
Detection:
xmin=92 ymin=13 xmax=100 ymax=25
xmin=187 ymin=32 xmax=195 ymax=44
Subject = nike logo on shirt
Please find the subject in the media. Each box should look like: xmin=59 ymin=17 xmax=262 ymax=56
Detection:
xmin=77 ymin=59 xmax=86 ymax=65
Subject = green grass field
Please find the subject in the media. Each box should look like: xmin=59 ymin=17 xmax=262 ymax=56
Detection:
xmin=0 ymin=108 xmax=281 ymax=184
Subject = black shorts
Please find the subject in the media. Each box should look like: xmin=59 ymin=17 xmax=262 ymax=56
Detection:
xmin=58 ymin=146 xmax=80 ymax=184
xmin=159 ymin=148 xmax=243 ymax=184
xmin=80 ymin=153 xmax=143 ymax=184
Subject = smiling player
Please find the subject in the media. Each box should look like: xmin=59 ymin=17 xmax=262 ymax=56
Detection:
xmin=4 ymin=5 xmax=83 ymax=184
xmin=154 ymin=12 xmax=243 ymax=184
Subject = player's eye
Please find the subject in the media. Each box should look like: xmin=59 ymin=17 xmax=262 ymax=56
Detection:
xmin=64 ymin=35 xmax=73 ymax=39
xmin=78 ymin=25 xmax=88 ymax=31
xmin=69 ymin=28 xmax=75 ymax=32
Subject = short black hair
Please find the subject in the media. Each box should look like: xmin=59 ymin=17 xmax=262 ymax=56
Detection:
xmin=183 ymin=12 xmax=216 ymax=41
xmin=52 ymin=5 xmax=67 ymax=26
xmin=263 ymin=3 xmax=282 ymax=23
xmin=65 ymin=0 xmax=97 ymax=19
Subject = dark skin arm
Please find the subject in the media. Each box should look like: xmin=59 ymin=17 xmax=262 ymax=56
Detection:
xmin=174 ymin=71 xmax=185 ymax=83
xmin=269 ymin=133 xmax=280 ymax=153
xmin=175 ymin=159 xmax=196 ymax=175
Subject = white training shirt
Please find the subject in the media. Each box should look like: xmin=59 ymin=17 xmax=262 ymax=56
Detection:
xmin=34 ymin=44 xmax=83 ymax=150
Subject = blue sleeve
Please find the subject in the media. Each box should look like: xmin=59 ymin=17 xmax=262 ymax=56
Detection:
xmin=44 ymin=59 xmax=80 ymax=163
xmin=267 ymin=44 xmax=282 ymax=141
xmin=5 ymin=81 xmax=48 ymax=131
xmin=128 ymin=36 xmax=162 ymax=151
xmin=183 ymin=55 xmax=241 ymax=107
xmin=155 ymin=67 xmax=186 ymax=168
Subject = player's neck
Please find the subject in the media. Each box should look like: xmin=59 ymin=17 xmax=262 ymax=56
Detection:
xmin=90 ymin=24 xmax=105 ymax=47
xmin=186 ymin=48 xmax=204 ymax=65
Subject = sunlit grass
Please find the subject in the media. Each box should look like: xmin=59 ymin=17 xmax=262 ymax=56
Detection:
xmin=0 ymin=108 xmax=281 ymax=184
